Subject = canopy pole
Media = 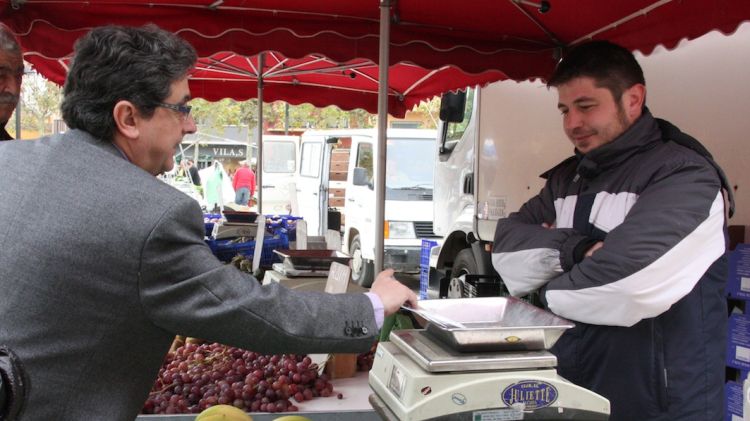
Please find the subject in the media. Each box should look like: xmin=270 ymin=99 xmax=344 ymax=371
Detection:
xmin=374 ymin=0 xmax=391 ymax=277
xmin=256 ymin=52 xmax=264 ymax=214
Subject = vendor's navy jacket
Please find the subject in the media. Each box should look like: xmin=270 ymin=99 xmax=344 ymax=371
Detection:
xmin=492 ymin=110 xmax=730 ymax=421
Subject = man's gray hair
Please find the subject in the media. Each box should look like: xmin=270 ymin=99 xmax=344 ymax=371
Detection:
xmin=61 ymin=24 xmax=197 ymax=142
xmin=0 ymin=24 xmax=22 ymax=54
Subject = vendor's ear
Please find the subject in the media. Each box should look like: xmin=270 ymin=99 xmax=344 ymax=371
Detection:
xmin=622 ymin=83 xmax=646 ymax=121
xmin=113 ymin=100 xmax=140 ymax=140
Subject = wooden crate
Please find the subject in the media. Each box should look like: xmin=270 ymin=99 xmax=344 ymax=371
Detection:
xmin=330 ymin=171 xmax=348 ymax=181
xmin=329 ymin=197 xmax=345 ymax=207
xmin=330 ymin=160 xmax=348 ymax=172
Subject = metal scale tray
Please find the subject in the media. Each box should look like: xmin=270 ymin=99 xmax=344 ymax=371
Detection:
xmin=390 ymin=329 xmax=558 ymax=372
xmin=414 ymin=296 xmax=574 ymax=352
xmin=390 ymin=297 xmax=574 ymax=372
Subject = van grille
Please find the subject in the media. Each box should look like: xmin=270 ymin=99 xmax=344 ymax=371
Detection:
xmin=407 ymin=193 xmax=433 ymax=201
xmin=414 ymin=222 xmax=439 ymax=238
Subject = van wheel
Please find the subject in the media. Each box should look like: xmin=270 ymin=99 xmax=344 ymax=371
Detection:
xmin=350 ymin=234 xmax=374 ymax=287
xmin=448 ymin=249 xmax=478 ymax=298
xmin=452 ymin=248 xmax=478 ymax=278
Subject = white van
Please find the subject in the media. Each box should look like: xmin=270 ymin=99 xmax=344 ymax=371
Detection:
xmin=260 ymin=135 xmax=300 ymax=215
xmin=430 ymin=26 xmax=750 ymax=298
xmin=295 ymin=128 xmax=441 ymax=286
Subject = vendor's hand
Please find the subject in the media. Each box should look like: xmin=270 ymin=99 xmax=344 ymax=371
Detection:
xmin=370 ymin=269 xmax=419 ymax=316
xmin=585 ymin=241 xmax=604 ymax=258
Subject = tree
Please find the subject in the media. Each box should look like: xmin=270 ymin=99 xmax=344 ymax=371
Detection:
xmin=18 ymin=72 xmax=63 ymax=136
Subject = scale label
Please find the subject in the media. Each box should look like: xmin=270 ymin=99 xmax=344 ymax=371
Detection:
xmin=388 ymin=365 xmax=406 ymax=398
xmin=502 ymin=380 xmax=558 ymax=410
xmin=472 ymin=408 xmax=523 ymax=421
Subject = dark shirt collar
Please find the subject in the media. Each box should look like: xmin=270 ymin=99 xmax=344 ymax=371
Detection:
xmin=0 ymin=125 xmax=13 ymax=141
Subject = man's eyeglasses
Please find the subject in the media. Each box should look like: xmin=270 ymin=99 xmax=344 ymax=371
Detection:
xmin=157 ymin=102 xmax=192 ymax=119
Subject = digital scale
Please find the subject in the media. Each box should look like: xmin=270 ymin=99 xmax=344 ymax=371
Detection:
xmin=368 ymin=298 xmax=610 ymax=421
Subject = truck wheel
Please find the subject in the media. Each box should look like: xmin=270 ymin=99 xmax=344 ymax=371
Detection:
xmin=350 ymin=234 xmax=374 ymax=287
xmin=452 ymin=248 xmax=478 ymax=278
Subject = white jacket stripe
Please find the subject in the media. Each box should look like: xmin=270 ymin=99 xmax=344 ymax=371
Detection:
xmin=546 ymin=192 xmax=725 ymax=326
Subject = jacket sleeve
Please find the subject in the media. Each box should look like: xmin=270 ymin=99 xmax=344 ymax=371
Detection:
xmin=137 ymin=198 xmax=378 ymax=354
xmin=491 ymin=179 xmax=588 ymax=296
xmin=544 ymin=158 xmax=726 ymax=326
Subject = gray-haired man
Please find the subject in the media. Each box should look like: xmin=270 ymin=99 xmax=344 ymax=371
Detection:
xmin=0 ymin=24 xmax=23 ymax=141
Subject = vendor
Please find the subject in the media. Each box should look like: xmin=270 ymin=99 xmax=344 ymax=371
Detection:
xmin=491 ymin=41 xmax=732 ymax=421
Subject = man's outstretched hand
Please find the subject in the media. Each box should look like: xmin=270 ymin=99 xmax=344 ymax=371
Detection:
xmin=370 ymin=268 xmax=419 ymax=316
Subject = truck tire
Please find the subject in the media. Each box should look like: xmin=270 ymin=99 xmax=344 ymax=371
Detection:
xmin=452 ymin=248 xmax=478 ymax=278
xmin=350 ymin=234 xmax=374 ymax=287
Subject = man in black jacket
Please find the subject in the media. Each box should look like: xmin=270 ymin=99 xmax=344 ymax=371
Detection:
xmin=492 ymin=41 xmax=732 ymax=420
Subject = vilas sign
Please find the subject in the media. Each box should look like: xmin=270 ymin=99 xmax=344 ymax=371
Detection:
xmin=197 ymin=145 xmax=247 ymax=159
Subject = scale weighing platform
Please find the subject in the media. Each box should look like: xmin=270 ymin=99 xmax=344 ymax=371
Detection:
xmin=368 ymin=298 xmax=610 ymax=421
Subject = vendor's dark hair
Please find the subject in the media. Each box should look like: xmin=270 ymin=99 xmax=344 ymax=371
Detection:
xmin=547 ymin=40 xmax=645 ymax=102
xmin=61 ymin=24 xmax=196 ymax=141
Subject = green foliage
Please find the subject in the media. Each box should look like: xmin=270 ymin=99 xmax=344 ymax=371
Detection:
xmin=17 ymin=72 xmax=63 ymax=136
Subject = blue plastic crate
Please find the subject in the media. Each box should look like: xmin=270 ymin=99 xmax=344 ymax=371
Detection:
xmin=206 ymin=235 xmax=289 ymax=266
xmin=419 ymin=266 xmax=430 ymax=300
xmin=204 ymin=222 xmax=215 ymax=237
xmin=420 ymin=239 xmax=438 ymax=267
xmin=265 ymin=215 xmax=303 ymax=241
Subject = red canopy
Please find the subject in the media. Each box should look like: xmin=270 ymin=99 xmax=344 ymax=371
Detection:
xmin=4 ymin=0 xmax=749 ymax=80
xmin=29 ymin=51 xmax=505 ymax=117
xmin=3 ymin=1 xmax=750 ymax=116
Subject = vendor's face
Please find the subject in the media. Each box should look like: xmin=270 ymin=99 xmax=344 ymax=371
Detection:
xmin=137 ymin=77 xmax=196 ymax=175
xmin=0 ymin=49 xmax=23 ymax=126
xmin=556 ymin=77 xmax=632 ymax=154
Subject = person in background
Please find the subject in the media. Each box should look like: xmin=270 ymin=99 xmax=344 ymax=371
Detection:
xmin=491 ymin=41 xmax=733 ymax=420
xmin=185 ymin=158 xmax=201 ymax=186
xmin=232 ymin=159 xmax=256 ymax=206
xmin=0 ymin=24 xmax=417 ymax=421
xmin=0 ymin=24 xmax=23 ymax=141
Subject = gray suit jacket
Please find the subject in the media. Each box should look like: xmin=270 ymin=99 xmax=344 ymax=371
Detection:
xmin=0 ymin=130 xmax=378 ymax=420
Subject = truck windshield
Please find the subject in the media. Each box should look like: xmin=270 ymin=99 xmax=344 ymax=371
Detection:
xmin=386 ymin=138 xmax=435 ymax=191
xmin=263 ymin=141 xmax=296 ymax=173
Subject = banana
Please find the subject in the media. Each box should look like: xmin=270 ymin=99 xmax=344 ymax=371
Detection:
xmin=195 ymin=404 xmax=254 ymax=421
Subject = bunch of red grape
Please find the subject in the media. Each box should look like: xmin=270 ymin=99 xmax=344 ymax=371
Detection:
xmin=142 ymin=342 xmax=336 ymax=414
xmin=356 ymin=341 xmax=378 ymax=372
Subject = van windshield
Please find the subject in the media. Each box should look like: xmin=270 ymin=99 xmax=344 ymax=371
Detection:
xmin=263 ymin=141 xmax=296 ymax=173
xmin=386 ymin=138 xmax=435 ymax=191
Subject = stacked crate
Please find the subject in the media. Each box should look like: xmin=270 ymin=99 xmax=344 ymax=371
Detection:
xmin=419 ymin=240 xmax=438 ymax=299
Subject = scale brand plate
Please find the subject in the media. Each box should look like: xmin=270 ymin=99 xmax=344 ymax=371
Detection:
xmin=418 ymin=297 xmax=574 ymax=352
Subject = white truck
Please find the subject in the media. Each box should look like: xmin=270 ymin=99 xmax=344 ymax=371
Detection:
xmin=295 ymin=128 xmax=441 ymax=286
xmin=429 ymin=25 xmax=750 ymax=298
xmin=259 ymin=134 xmax=300 ymax=215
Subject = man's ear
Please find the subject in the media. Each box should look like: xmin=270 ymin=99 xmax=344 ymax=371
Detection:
xmin=113 ymin=100 xmax=140 ymax=140
xmin=623 ymin=83 xmax=646 ymax=120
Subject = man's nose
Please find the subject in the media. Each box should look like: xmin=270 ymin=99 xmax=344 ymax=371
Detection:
xmin=563 ymin=110 xmax=582 ymax=131
xmin=184 ymin=114 xmax=197 ymax=134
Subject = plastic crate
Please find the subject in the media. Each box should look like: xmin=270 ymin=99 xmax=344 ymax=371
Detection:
xmin=462 ymin=274 xmax=504 ymax=298
xmin=419 ymin=266 xmax=430 ymax=300
xmin=420 ymin=239 xmax=438 ymax=267
xmin=204 ymin=222 xmax=215 ymax=237
xmin=265 ymin=215 xmax=303 ymax=241
xmin=206 ymin=235 xmax=289 ymax=266
xmin=203 ymin=213 xmax=222 ymax=238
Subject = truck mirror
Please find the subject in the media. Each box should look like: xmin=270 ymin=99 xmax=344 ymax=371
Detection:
xmin=352 ymin=167 xmax=371 ymax=187
xmin=439 ymin=91 xmax=466 ymax=123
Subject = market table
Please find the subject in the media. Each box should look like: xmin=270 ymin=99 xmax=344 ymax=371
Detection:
xmin=135 ymin=371 xmax=380 ymax=421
